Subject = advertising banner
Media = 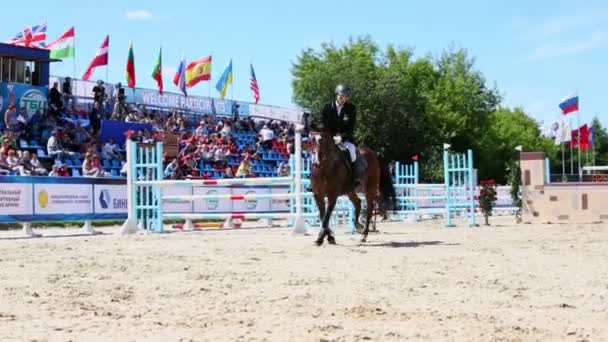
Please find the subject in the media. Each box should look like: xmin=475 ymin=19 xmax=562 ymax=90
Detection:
xmin=0 ymin=184 xmax=33 ymax=215
xmin=163 ymin=187 xmax=192 ymax=213
xmin=94 ymin=184 xmax=128 ymax=214
xmin=270 ymin=187 xmax=291 ymax=212
xmin=232 ymin=187 xmax=271 ymax=212
xmin=0 ymin=83 xmax=48 ymax=128
xmin=192 ymin=187 xmax=232 ymax=213
xmin=130 ymin=88 xmax=250 ymax=117
xmin=249 ymin=104 xmax=302 ymax=123
xmin=33 ymin=183 xmax=93 ymax=214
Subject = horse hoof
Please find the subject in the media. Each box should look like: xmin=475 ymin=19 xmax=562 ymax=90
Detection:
xmin=315 ymin=238 xmax=324 ymax=246
xmin=327 ymin=236 xmax=337 ymax=245
xmin=360 ymin=236 xmax=368 ymax=243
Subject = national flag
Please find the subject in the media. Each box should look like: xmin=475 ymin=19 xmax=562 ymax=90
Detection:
xmin=47 ymin=26 xmax=75 ymax=59
xmin=185 ymin=55 xmax=212 ymax=88
xmin=82 ymin=35 xmax=109 ymax=81
xmin=559 ymin=94 xmax=579 ymax=115
xmin=250 ymin=63 xmax=260 ymax=104
xmin=173 ymin=56 xmax=187 ymax=96
xmin=151 ymin=47 xmax=163 ymax=94
xmin=125 ymin=42 xmax=136 ymax=87
xmin=8 ymin=22 xmax=47 ymax=48
xmin=570 ymin=124 xmax=590 ymax=150
xmin=215 ymin=59 xmax=233 ymax=99
xmin=555 ymin=118 xmax=572 ymax=145
xmin=588 ymin=127 xmax=595 ymax=147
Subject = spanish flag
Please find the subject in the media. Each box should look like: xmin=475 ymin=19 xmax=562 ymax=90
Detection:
xmin=186 ymin=55 xmax=212 ymax=88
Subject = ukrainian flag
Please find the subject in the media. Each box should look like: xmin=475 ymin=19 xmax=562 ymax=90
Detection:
xmin=215 ymin=59 xmax=233 ymax=99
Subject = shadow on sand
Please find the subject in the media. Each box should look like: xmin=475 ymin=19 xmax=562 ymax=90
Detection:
xmin=0 ymin=232 xmax=109 ymax=241
xmin=360 ymin=240 xmax=459 ymax=248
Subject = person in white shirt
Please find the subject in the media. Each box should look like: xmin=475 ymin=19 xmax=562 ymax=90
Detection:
xmin=259 ymin=125 xmax=275 ymax=149
xmin=102 ymin=138 xmax=120 ymax=160
xmin=46 ymin=131 xmax=62 ymax=161
xmin=29 ymin=153 xmax=48 ymax=175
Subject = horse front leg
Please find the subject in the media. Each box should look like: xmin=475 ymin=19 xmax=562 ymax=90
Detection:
xmin=318 ymin=194 xmax=337 ymax=245
xmin=313 ymin=193 xmax=326 ymax=227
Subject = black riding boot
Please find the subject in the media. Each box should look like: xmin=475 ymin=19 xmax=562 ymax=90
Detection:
xmin=352 ymin=160 xmax=361 ymax=187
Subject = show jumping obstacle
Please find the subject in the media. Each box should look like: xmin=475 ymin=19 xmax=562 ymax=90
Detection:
xmin=120 ymin=126 xmax=308 ymax=234
xmin=392 ymin=149 xmax=476 ymax=227
xmin=120 ymin=123 xmax=478 ymax=235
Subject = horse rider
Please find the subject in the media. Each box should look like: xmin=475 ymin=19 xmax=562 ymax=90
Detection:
xmin=320 ymin=83 xmax=364 ymax=187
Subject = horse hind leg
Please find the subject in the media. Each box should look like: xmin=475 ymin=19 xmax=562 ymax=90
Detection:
xmin=347 ymin=191 xmax=363 ymax=233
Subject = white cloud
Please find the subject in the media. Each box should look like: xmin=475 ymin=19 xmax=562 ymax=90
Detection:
xmin=526 ymin=31 xmax=608 ymax=62
xmin=125 ymin=10 xmax=153 ymax=20
xmin=513 ymin=10 xmax=608 ymax=41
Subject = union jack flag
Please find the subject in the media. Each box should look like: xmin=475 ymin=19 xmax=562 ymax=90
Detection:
xmin=8 ymin=22 xmax=47 ymax=48
xmin=250 ymin=63 xmax=260 ymax=104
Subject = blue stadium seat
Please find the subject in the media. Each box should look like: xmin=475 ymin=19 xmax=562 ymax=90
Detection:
xmin=72 ymin=169 xmax=81 ymax=177
xmin=102 ymin=159 xmax=111 ymax=168
xmin=110 ymin=169 xmax=118 ymax=177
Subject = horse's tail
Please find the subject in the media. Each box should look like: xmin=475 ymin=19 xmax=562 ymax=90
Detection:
xmin=378 ymin=156 xmax=397 ymax=211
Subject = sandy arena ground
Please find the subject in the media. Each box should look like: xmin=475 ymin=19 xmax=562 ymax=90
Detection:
xmin=1 ymin=216 xmax=608 ymax=342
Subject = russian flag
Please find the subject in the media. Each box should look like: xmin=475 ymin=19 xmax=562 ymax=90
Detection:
xmin=559 ymin=94 xmax=579 ymax=115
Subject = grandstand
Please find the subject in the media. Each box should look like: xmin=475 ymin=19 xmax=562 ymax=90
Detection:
xmin=0 ymin=44 xmax=306 ymax=179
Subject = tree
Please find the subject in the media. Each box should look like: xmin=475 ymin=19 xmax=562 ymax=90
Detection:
xmin=290 ymin=36 xmax=562 ymax=183
xmin=479 ymin=107 xmax=558 ymax=183
xmin=590 ymin=117 xmax=608 ymax=166
xmin=292 ymin=38 xmax=501 ymax=182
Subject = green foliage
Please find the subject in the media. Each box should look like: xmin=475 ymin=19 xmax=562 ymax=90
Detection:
xmin=291 ymin=36 xmax=604 ymax=182
xmin=479 ymin=179 xmax=498 ymax=225
xmin=506 ymin=159 xmax=522 ymax=220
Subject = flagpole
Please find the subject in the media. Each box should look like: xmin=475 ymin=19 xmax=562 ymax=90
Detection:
xmin=570 ymin=115 xmax=574 ymax=176
xmin=561 ymin=142 xmax=565 ymax=176
xmin=577 ymin=95 xmax=581 ymax=181
xmin=73 ymin=27 xmax=77 ymax=83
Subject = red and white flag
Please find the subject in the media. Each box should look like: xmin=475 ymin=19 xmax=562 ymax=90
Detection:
xmin=82 ymin=35 xmax=109 ymax=81
xmin=250 ymin=63 xmax=260 ymax=104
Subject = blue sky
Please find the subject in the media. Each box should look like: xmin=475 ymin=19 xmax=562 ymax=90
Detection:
xmin=5 ymin=0 xmax=608 ymax=127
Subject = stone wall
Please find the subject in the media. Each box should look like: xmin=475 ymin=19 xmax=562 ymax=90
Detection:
xmin=520 ymin=152 xmax=608 ymax=223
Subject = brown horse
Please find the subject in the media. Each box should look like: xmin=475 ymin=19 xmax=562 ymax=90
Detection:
xmin=311 ymin=130 xmax=396 ymax=245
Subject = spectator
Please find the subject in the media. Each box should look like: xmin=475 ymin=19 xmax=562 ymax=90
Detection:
xmin=49 ymin=162 xmax=69 ymax=177
xmin=29 ymin=153 xmax=48 ymax=175
xmin=277 ymin=162 xmax=290 ymax=177
xmin=62 ymin=77 xmax=75 ymax=109
xmin=102 ymin=137 xmax=120 ymax=160
xmin=92 ymin=80 xmax=106 ymax=109
xmin=259 ymin=125 xmax=275 ymax=149
xmin=164 ymin=158 xmax=178 ymax=179
xmin=82 ymin=152 xmax=104 ymax=177
xmin=236 ymin=155 xmax=252 ymax=178
xmin=4 ymin=105 xmax=20 ymax=133
xmin=6 ymin=150 xmax=26 ymax=175
xmin=49 ymin=82 xmax=62 ymax=109
xmin=225 ymin=166 xmax=234 ymax=178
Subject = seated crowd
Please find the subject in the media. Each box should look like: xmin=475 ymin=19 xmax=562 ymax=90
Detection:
xmin=1 ymin=91 xmax=311 ymax=179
